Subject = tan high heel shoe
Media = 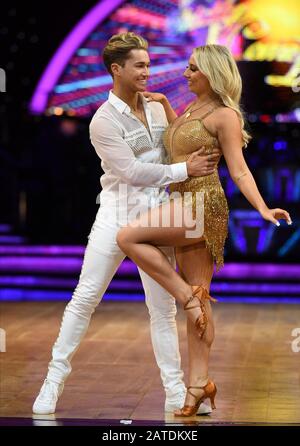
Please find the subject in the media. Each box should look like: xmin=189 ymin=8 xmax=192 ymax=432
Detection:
xmin=184 ymin=285 xmax=217 ymax=338
xmin=174 ymin=380 xmax=217 ymax=417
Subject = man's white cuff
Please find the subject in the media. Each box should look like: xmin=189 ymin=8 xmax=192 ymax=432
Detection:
xmin=170 ymin=162 xmax=188 ymax=183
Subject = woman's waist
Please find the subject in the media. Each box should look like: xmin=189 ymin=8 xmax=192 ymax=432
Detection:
xmin=170 ymin=170 xmax=222 ymax=191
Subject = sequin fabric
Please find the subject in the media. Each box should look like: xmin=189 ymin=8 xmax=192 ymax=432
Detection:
xmin=163 ymin=113 xmax=229 ymax=270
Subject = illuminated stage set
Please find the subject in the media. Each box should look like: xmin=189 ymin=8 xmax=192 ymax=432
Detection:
xmin=0 ymin=0 xmax=299 ymax=427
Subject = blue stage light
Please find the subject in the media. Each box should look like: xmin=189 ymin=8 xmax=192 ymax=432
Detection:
xmin=273 ymin=140 xmax=287 ymax=151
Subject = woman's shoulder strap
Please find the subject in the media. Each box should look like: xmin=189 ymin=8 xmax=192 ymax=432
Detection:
xmin=198 ymin=106 xmax=220 ymax=122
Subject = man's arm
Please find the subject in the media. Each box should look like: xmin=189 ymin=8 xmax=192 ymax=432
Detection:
xmin=90 ymin=116 xmax=187 ymax=187
xmin=90 ymin=116 xmax=217 ymax=188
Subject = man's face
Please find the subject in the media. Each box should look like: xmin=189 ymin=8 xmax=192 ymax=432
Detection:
xmin=114 ymin=49 xmax=150 ymax=92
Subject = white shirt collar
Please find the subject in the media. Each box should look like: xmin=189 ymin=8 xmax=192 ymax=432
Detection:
xmin=108 ymin=90 xmax=150 ymax=115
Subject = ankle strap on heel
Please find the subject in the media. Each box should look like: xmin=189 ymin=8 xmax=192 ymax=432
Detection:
xmin=187 ymin=386 xmax=204 ymax=399
xmin=183 ymin=295 xmax=199 ymax=311
xmin=192 ymin=285 xmax=218 ymax=303
xmin=187 ymin=380 xmax=214 ymax=398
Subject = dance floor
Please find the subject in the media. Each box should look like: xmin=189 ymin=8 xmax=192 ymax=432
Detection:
xmin=1 ymin=301 xmax=300 ymax=426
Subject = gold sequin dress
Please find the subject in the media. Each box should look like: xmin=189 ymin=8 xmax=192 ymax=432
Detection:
xmin=163 ymin=108 xmax=229 ymax=270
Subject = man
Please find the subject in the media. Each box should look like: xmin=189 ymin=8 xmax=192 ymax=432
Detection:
xmin=33 ymin=32 xmax=219 ymax=415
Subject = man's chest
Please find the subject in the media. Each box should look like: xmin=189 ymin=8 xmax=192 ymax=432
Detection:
xmin=123 ymin=123 xmax=167 ymax=156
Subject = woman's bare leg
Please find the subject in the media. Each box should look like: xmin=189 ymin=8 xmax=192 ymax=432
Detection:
xmin=175 ymin=242 xmax=215 ymax=408
xmin=116 ymin=199 xmax=206 ymax=327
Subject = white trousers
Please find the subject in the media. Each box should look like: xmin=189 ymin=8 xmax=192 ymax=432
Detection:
xmin=47 ymin=206 xmax=185 ymax=399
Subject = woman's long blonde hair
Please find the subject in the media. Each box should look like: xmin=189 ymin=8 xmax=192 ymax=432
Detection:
xmin=193 ymin=44 xmax=251 ymax=146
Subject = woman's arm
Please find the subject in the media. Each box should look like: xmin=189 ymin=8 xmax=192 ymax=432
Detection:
xmin=216 ymin=108 xmax=292 ymax=226
xmin=143 ymin=92 xmax=177 ymax=123
xmin=160 ymin=96 xmax=178 ymax=123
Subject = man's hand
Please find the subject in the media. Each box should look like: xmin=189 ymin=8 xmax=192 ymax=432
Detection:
xmin=187 ymin=147 xmax=221 ymax=177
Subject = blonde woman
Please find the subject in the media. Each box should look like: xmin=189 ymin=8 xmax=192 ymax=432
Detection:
xmin=117 ymin=44 xmax=292 ymax=417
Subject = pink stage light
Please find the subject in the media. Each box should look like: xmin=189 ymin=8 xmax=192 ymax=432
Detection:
xmin=29 ymin=0 xmax=125 ymax=114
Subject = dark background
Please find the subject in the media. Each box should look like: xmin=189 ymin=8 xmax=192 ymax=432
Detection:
xmin=0 ymin=1 xmax=99 ymax=242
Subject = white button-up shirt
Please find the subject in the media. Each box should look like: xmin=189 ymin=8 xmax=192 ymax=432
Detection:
xmin=89 ymin=91 xmax=188 ymax=222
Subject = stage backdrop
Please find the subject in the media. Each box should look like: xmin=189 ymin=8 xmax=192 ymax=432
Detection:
xmin=0 ymin=0 xmax=299 ymax=303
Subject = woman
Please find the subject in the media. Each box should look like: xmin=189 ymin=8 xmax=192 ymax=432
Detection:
xmin=116 ymin=44 xmax=292 ymax=417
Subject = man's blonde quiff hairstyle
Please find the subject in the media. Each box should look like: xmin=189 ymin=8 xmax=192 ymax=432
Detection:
xmin=193 ymin=44 xmax=251 ymax=147
xmin=102 ymin=32 xmax=148 ymax=76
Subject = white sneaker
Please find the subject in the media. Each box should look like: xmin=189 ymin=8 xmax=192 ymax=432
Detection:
xmin=32 ymin=379 xmax=64 ymax=415
xmin=165 ymin=393 xmax=212 ymax=415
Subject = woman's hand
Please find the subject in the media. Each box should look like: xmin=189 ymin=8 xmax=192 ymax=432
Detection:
xmin=143 ymin=92 xmax=177 ymax=123
xmin=259 ymin=207 xmax=292 ymax=227
xmin=142 ymin=91 xmax=167 ymax=104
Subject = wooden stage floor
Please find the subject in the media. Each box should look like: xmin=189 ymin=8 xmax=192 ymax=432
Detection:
xmin=0 ymin=301 xmax=300 ymax=425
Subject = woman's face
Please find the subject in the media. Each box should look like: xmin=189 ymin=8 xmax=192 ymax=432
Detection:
xmin=184 ymin=54 xmax=211 ymax=95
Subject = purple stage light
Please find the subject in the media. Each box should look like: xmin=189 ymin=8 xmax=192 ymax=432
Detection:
xmin=29 ymin=0 xmax=125 ymax=113
xmin=1 ymin=276 xmax=300 ymax=295
xmin=211 ymin=282 xmax=300 ymax=294
xmin=214 ymin=263 xmax=300 ymax=279
xmin=0 ymin=256 xmax=299 ymax=279
xmin=0 ymin=225 xmax=12 ymax=233
xmin=0 ymin=276 xmax=78 ymax=288
xmin=0 ymin=289 xmax=73 ymax=301
xmin=1 ymin=289 xmax=300 ymax=304
xmin=0 ymin=236 xmax=26 ymax=244
xmin=0 ymin=256 xmax=84 ymax=272
xmin=0 ymin=245 xmax=85 ymax=255
xmin=0 ymin=276 xmax=143 ymax=291
xmin=214 ymin=297 xmax=300 ymax=304
xmin=0 ymin=289 xmax=144 ymax=302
